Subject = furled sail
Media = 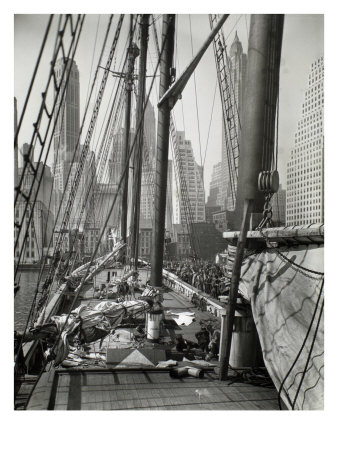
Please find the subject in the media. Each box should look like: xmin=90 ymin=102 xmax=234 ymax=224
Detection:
xmin=24 ymin=298 xmax=151 ymax=365
xmin=238 ymin=244 xmax=324 ymax=410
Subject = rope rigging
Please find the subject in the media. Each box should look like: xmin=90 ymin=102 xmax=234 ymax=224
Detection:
xmin=15 ymin=15 xmax=86 ymax=277
xmin=38 ymin=15 xmax=120 ymax=289
xmin=29 ymin=14 xmax=153 ymax=316
xmin=52 ymin=15 xmax=124 ymax=257
xmin=22 ymin=20 xmax=171 ymax=409
xmin=152 ymin=16 xmax=201 ymax=259
xmin=256 ymin=15 xmax=284 ymax=229
xmin=16 ymin=85 xmax=70 ymax=327
xmin=35 ymin=15 xmax=116 ymax=283
xmin=203 ymin=78 xmax=218 ymax=168
xmin=15 ymin=15 xmax=85 ymax=208
xmin=14 ymin=15 xmax=54 ymax=147
xmin=209 ymin=14 xmax=241 ymax=211
xmin=188 ymin=15 xmax=203 ymax=173
xmin=77 ymin=17 xmax=140 ymax=265
xmin=15 ymin=15 xmax=121 ymax=353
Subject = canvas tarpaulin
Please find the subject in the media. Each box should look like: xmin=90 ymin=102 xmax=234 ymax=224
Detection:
xmin=238 ymin=244 xmax=324 ymax=410
xmin=28 ymin=299 xmax=150 ymax=365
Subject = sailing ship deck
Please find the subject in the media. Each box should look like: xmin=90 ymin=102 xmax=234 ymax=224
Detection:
xmin=27 ymin=368 xmax=279 ymax=410
xmin=23 ymin=272 xmax=280 ymax=410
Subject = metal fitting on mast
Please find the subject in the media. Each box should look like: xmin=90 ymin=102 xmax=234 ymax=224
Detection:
xmin=125 ymin=43 xmax=139 ymax=91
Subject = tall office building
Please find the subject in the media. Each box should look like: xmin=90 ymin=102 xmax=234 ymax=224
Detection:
xmin=143 ymin=101 xmax=156 ymax=163
xmin=221 ymin=32 xmax=247 ymax=211
xmin=15 ymin=164 xmax=55 ymax=263
xmin=286 ymin=57 xmax=324 ymax=226
xmin=53 ymin=58 xmax=80 ymax=167
xmin=271 ymin=185 xmax=286 ymax=227
xmin=173 ymin=131 xmax=205 ymax=224
xmin=207 ymin=161 xmax=223 ymax=208
xmin=108 ymin=128 xmax=124 ymax=185
xmin=165 ymin=159 xmax=174 ymax=235
xmin=140 ymin=101 xmax=157 ymax=222
xmin=140 ymin=168 xmax=154 ymax=222
xmin=53 ymin=58 xmax=87 ymax=233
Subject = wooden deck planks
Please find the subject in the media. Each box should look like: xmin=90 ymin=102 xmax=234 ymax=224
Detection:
xmin=26 ymin=280 xmax=279 ymax=411
xmin=29 ymin=367 xmax=279 ymax=410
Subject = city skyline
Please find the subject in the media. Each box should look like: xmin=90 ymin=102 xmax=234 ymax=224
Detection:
xmin=14 ymin=14 xmax=324 ymax=197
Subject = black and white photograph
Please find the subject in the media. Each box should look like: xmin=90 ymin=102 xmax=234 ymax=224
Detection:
xmin=9 ymin=2 xmax=333 ymax=440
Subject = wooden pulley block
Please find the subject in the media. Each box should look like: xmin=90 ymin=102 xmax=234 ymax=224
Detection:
xmin=258 ymin=171 xmax=266 ymax=191
xmin=258 ymin=171 xmax=268 ymax=191
xmin=258 ymin=170 xmax=279 ymax=193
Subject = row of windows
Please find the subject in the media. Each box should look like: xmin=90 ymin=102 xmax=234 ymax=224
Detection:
xmin=308 ymin=76 xmax=324 ymax=86
xmin=302 ymin=100 xmax=324 ymax=114
xmin=286 ymin=204 xmax=322 ymax=214
xmin=297 ymin=123 xmax=322 ymax=137
xmin=305 ymin=82 xmax=323 ymax=96
xmin=288 ymin=152 xmax=322 ymax=165
xmin=291 ymin=139 xmax=323 ymax=155
xmin=288 ymin=164 xmax=322 ymax=174
xmin=288 ymin=211 xmax=323 ymax=218
xmin=303 ymin=95 xmax=323 ymax=108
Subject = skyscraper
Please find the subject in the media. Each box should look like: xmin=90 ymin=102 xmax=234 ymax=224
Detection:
xmin=53 ymin=58 xmax=80 ymax=167
xmin=143 ymin=101 xmax=156 ymax=163
xmin=286 ymin=57 xmax=324 ymax=226
xmin=207 ymin=161 xmax=223 ymax=208
xmin=271 ymin=185 xmax=286 ymax=227
xmin=165 ymin=159 xmax=174 ymax=235
xmin=53 ymin=58 xmax=85 ymax=232
xmin=173 ymin=131 xmax=205 ymax=224
xmin=221 ymin=32 xmax=247 ymax=211
xmin=108 ymin=128 xmax=124 ymax=185
xmin=140 ymin=101 xmax=156 ymax=222
xmin=15 ymin=164 xmax=55 ymax=263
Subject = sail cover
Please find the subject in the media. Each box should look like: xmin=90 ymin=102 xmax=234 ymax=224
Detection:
xmin=238 ymin=244 xmax=324 ymax=410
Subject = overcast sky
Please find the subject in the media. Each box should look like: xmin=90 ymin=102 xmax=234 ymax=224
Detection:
xmin=14 ymin=14 xmax=323 ymax=196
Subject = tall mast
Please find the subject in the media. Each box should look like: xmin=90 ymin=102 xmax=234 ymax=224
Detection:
xmin=131 ymin=14 xmax=150 ymax=270
xmin=219 ymin=14 xmax=284 ymax=380
xmin=121 ymin=15 xmax=139 ymax=244
xmin=150 ymin=14 xmax=227 ymax=286
xmin=150 ymin=15 xmax=176 ymax=287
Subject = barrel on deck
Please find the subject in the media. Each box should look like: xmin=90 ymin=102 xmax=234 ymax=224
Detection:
xmin=146 ymin=310 xmax=163 ymax=342
xmin=220 ymin=303 xmax=263 ymax=368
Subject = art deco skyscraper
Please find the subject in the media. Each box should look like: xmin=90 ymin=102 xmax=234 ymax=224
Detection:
xmin=140 ymin=101 xmax=157 ymax=222
xmin=52 ymin=58 xmax=85 ymax=231
xmin=221 ymin=32 xmax=247 ymax=211
xmin=53 ymin=58 xmax=80 ymax=168
xmin=286 ymin=57 xmax=324 ymax=225
xmin=173 ymin=131 xmax=205 ymax=224
xmin=207 ymin=161 xmax=223 ymax=208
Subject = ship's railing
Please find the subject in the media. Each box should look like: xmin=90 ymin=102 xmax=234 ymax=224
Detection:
xmin=162 ymin=269 xmax=224 ymax=318
xmin=23 ymin=282 xmax=68 ymax=370
xmin=223 ymin=223 xmax=324 ymax=245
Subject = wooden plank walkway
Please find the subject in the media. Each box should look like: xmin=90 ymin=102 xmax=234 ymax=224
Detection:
xmin=26 ymin=369 xmax=279 ymax=410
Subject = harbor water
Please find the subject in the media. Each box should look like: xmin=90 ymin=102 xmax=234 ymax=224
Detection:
xmin=14 ymin=269 xmax=47 ymax=333
xmin=14 ymin=266 xmax=151 ymax=333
